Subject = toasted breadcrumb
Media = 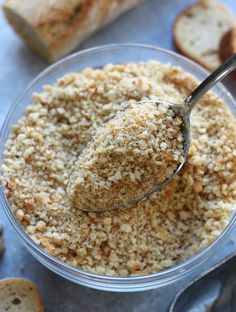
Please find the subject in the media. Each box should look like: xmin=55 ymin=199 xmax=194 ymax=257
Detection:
xmin=1 ymin=61 xmax=236 ymax=276
xmin=68 ymin=102 xmax=184 ymax=211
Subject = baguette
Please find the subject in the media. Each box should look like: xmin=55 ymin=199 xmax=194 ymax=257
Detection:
xmin=0 ymin=278 xmax=44 ymax=312
xmin=173 ymin=0 xmax=236 ymax=71
xmin=3 ymin=0 xmax=143 ymax=62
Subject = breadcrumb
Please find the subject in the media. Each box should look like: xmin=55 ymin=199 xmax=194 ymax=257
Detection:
xmin=68 ymin=102 xmax=184 ymax=211
xmin=1 ymin=61 xmax=236 ymax=276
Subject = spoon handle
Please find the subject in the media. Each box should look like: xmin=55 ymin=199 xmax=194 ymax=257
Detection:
xmin=185 ymin=53 xmax=236 ymax=112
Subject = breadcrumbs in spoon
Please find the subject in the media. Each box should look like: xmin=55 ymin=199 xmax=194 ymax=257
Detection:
xmin=67 ymin=102 xmax=184 ymax=211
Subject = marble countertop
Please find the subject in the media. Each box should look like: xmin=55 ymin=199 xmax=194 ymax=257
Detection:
xmin=0 ymin=0 xmax=236 ymax=311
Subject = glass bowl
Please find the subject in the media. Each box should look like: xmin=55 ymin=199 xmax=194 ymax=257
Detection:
xmin=1 ymin=44 xmax=236 ymax=292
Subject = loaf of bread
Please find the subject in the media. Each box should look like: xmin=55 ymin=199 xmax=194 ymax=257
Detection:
xmin=173 ymin=0 xmax=236 ymax=71
xmin=3 ymin=0 xmax=143 ymax=62
xmin=0 ymin=278 xmax=44 ymax=312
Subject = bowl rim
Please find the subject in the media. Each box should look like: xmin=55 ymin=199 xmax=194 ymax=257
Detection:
xmin=1 ymin=43 xmax=236 ymax=289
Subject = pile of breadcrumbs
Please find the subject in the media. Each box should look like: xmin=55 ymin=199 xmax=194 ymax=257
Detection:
xmin=68 ymin=102 xmax=184 ymax=211
xmin=1 ymin=61 xmax=236 ymax=276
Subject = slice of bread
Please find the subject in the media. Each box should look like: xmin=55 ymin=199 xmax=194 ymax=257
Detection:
xmin=173 ymin=0 xmax=236 ymax=71
xmin=0 ymin=278 xmax=45 ymax=312
xmin=219 ymin=27 xmax=236 ymax=60
xmin=219 ymin=27 xmax=236 ymax=80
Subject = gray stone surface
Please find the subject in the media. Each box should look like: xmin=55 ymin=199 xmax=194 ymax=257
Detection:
xmin=0 ymin=0 xmax=236 ymax=311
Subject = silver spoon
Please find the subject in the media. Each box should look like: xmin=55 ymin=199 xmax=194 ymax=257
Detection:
xmin=134 ymin=53 xmax=236 ymax=203
xmin=169 ymin=252 xmax=236 ymax=312
xmin=117 ymin=53 xmax=236 ymax=209
xmin=70 ymin=53 xmax=236 ymax=212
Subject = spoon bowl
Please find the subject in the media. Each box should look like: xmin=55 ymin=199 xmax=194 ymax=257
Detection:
xmin=116 ymin=99 xmax=191 ymax=209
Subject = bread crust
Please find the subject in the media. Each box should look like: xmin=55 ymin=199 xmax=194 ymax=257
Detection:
xmin=173 ymin=0 xmax=236 ymax=71
xmin=3 ymin=0 xmax=143 ymax=61
xmin=219 ymin=27 xmax=236 ymax=61
xmin=219 ymin=27 xmax=236 ymax=80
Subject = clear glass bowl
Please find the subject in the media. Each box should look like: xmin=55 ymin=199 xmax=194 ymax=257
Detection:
xmin=1 ymin=44 xmax=236 ymax=292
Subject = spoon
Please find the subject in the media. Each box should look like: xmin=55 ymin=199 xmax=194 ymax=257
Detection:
xmin=169 ymin=252 xmax=236 ymax=312
xmin=138 ymin=52 xmax=236 ymax=203
xmin=70 ymin=53 xmax=236 ymax=212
